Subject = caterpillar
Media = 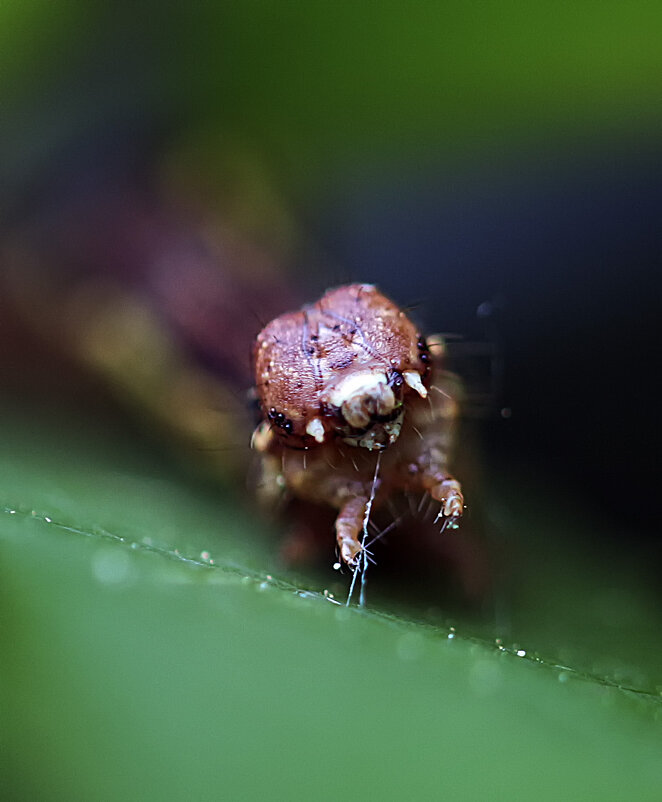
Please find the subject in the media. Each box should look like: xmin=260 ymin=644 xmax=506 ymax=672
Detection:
xmin=252 ymin=283 xmax=464 ymax=567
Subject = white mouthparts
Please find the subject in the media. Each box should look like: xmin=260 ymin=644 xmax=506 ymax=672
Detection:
xmin=306 ymin=417 xmax=326 ymax=443
xmin=403 ymin=370 xmax=427 ymax=398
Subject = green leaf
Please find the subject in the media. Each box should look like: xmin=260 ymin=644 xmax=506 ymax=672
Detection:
xmin=1 ymin=398 xmax=661 ymax=801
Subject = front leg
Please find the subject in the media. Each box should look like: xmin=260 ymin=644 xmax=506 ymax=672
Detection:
xmin=419 ymin=472 xmax=464 ymax=519
xmin=254 ymin=430 xmax=378 ymax=566
xmin=335 ymin=495 xmax=369 ymax=566
xmin=406 ymin=369 xmax=465 ymax=522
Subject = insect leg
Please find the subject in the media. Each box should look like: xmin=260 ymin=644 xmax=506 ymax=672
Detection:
xmin=335 ymin=495 xmax=369 ymax=566
xmin=406 ymin=370 xmax=465 ymax=521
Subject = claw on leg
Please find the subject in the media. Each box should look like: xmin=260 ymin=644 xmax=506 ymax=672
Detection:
xmin=431 ymin=478 xmax=464 ymax=520
xmin=420 ymin=474 xmax=464 ymax=527
xmin=335 ymin=495 xmax=368 ymax=565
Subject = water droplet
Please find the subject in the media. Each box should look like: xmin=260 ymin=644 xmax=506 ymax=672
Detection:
xmin=200 ymin=551 xmax=211 ymax=562
xmin=516 ymin=649 xmax=526 ymax=658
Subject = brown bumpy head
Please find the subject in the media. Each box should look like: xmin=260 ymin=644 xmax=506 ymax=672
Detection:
xmin=253 ymin=283 xmax=432 ymax=450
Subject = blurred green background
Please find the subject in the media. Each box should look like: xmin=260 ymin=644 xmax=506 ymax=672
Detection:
xmin=2 ymin=2 xmax=662 ymax=196
xmin=2 ymin=2 xmax=662 ymax=799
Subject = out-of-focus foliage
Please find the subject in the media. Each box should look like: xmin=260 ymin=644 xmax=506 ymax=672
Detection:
xmin=167 ymin=1 xmax=662 ymax=174
xmin=2 ymin=1 xmax=662 ymax=191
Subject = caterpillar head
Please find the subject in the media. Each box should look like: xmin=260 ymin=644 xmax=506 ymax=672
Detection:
xmin=254 ymin=284 xmax=430 ymax=451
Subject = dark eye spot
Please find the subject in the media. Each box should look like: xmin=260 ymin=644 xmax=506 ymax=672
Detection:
xmin=419 ymin=351 xmax=430 ymax=365
xmin=417 ymin=336 xmax=428 ymax=352
xmin=268 ymin=407 xmax=294 ymax=434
